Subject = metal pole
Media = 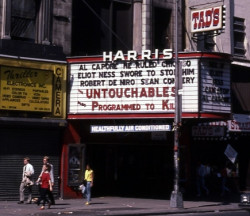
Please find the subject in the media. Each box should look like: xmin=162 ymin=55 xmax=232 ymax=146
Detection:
xmin=170 ymin=0 xmax=183 ymax=208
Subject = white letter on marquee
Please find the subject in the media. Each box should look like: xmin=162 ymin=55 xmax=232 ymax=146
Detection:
xmin=127 ymin=50 xmax=137 ymax=60
xmin=163 ymin=49 xmax=173 ymax=59
xmin=103 ymin=51 xmax=113 ymax=61
xmin=114 ymin=50 xmax=125 ymax=61
xmin=141 ymin=50 xmax=151 ymax=60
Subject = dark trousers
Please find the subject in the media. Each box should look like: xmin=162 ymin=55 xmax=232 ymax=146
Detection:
xmin=38 ymin=185 xmax=55 ymax=204
xmin=48 ymin=189 xmax=55 ymax=204
xmin=37 ymin=188 xmax=50 ymax=206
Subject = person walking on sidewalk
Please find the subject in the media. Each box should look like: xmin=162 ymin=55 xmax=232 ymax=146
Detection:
xmin=38 ymin=156 xmax=55 ymax=205
xmin=36 ymin=163 xmax=53 ymax=210
xmin=18 ymin=157 xmax=34 ymax=204
xmin=196 ymin=161 xmax=209 ymax=197
xmin=220 ymin=163 xmax=231 ymax=196
xmin=84 ymin=164 xmax=94 ymax=205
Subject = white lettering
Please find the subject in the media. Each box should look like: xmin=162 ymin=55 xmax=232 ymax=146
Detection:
xmin=127 ymin=50 xmax=137 ymax=60
xmin=103 ymin=51 xmax=113 ymax=61
xmin=163 ymin=49 xmax=173 ymax=59
xmin=141 ymin=50 xmax=151 ymax=60
xmin=114 ymin=50 xmax=125 ymax=61
xmin=103 ymin=49 xmax=173 ymax=61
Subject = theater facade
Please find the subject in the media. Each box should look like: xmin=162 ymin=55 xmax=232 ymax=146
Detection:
xmin=61 ymin=50 xmax=232 ymax=198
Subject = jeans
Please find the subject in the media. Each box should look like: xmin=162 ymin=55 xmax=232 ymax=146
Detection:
xmin=197 ymin=176 xmax=209 ymax=196
xmin=86 ymin=181 xmax=91 ymax=202
xmin=221 ymin=177 xmax=230 ymax=196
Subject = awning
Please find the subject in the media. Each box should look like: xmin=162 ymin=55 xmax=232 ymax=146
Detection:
xmin=196 ymin=114 xmax=250 ymax=132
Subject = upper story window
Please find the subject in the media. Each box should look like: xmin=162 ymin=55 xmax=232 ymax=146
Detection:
xmin=233 ymin=17 xmax=246 ymax=57
xmin=2 ymin=0 xmax=52 ymax=44
xmin=10 ymin=0 xmax=37 ymax=42
xmin=152 ymin=7 xmax=172 ymax=50
xmin=71 ymin=0 xmax=133 ymax=56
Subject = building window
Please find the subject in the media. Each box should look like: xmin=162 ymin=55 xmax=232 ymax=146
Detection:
xmin=233 ymin=17 xmax=246 ymax=57
xmin=153 ymin=7 xmax=172 ymax=50
xmin=2 ymin=0 xmax=52 ymax=44
xmin=72 ymin=0 xmax=132 ymax=56
xmin=10 ymin=0 xmax=37 ymax=42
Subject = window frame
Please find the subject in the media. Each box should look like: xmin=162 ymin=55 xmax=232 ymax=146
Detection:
xmin=233 ymin=17 xmax=246 ymax=57
xmin=1 ymin=0 xmax=52 ymax=44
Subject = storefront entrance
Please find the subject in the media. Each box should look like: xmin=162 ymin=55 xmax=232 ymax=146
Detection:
xmin=0 ymin=126 xmax=63 ymax=200
xmin=61 ymin=120 xmax=187 ymax=199
xmin=86 ymin=143 xmax=174 ymax=198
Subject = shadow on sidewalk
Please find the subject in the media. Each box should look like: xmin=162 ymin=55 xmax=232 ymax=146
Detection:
xmin=183 ymin=191 xmax=241 ymax=204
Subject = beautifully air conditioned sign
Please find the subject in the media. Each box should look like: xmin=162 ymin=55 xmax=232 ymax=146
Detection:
xmin=68 ymin=50 xmax=231 ymax=115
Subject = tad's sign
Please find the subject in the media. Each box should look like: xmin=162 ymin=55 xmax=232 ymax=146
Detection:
xmin=191 ymin=6 xmax=224 ymax=33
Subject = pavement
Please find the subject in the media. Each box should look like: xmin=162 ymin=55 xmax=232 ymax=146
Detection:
xmin=0 ymin=196 xmax=245 ymax=216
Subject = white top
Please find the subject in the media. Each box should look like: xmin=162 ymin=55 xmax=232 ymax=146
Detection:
xmin=23 ymin=163 xmax=34 ymax=180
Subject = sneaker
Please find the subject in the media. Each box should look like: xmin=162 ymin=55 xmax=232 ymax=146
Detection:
xmin=85 ymin=202 xmax=90 ymax=205
xmin=40 ymin=206 xmax=45 ymax=210
xmin=17 ymin=201 xmax=24 ymax=204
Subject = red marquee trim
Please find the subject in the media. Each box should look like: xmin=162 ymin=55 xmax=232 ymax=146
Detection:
xmin=67 ymin=113 xmax=230 ymax=120
xmin=67 ymin=52 xmax=231 ymax=63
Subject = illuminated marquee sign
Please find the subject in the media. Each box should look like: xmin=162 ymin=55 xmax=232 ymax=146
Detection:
xmin=69 ymin=56 xmax=198 ymax=114
xmin=68 ymin=51 xmax=231 ymax=116
xmin=91 ymin=124 xmax=171 ymax=133
xmin=191 ymin=6 xmax=224 ymax=33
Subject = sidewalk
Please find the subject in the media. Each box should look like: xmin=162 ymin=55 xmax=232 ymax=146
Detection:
xmin=0 ymin=196 xmax=242 ymax=216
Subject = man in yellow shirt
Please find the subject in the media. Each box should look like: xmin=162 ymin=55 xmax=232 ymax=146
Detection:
xmin=84 ymin=164 xmax=94 ymax=205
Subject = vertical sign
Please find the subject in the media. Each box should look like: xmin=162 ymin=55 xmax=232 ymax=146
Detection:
xmin=54 ymin=67 xmax=63 ymax=116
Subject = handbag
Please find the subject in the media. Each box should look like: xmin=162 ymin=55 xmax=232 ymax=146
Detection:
xmin=79 ymin=184 xmax=86 ymax=193
xmin=23 ymin=176 xmax=34 ymax=187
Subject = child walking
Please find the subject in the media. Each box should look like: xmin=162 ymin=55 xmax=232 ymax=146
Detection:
xmin=36 ymin=163 xmax=53 ymax=210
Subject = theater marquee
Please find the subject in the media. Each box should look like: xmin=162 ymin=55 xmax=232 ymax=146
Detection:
xmin=68 ymin=51 xmax=231 ymax=118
